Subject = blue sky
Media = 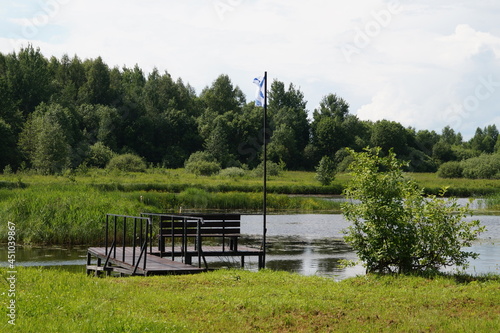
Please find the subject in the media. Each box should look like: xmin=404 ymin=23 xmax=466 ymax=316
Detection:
xmin=1 ymin=0 xmax=500 ymax=139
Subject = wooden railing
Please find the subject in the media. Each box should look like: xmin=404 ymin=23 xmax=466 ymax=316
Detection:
xmin=105 ymin=214 xmax=153 ymax=273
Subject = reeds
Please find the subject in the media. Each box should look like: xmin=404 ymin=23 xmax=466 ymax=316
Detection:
xmin=486 ymin=194 xmax=500 ymax=210
xmin=0 ymin=184 xmax=341 ymax=245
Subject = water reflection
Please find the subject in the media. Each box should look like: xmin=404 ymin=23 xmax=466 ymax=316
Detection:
xmin=0 ymin=246 xmax=87 ymax=273
xmin=0 ymin=246 xmax=86 ymax=266
xmin=235 ymin=234 xmax=363 ymax=280
xmin=1 ymin=213 xmax=498 ymax=280
xmin=241 ymin=213 xmax=500 ymax=279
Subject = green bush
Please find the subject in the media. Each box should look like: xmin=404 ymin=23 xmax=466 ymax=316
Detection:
xmin=252 ymin=161 xmax=284 ymax=177
xmin=452 ymin=146 xmax=481 ymax=161
xmin=106 ymin=153 xmax=146 ymax=172
xmin=461 ymin=154 xmax=500 ymax=179
xmin=219 ymin=167 xmax=246 ymax=178
xmin=85 ymin=142 xmax=115 ymax=168
xmin=184 ymin=151 xmax=221 ymax=176
xmin=437 ymin=161 xmax=463 ymax=178
xmin=342 ymin=148 xmax=484 ymax=274
xmin=186 ymin=160 xmax=221 ymax=176
xmin=315 ymin=156 xmax=336 ymax=186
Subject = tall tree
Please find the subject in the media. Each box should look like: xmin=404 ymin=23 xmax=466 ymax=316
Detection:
xmin=205 ymin=115 xmax=233 ymax=167
xmin=370 ymin=119 xmax=410 ymax=156
xmin=0 ymin=118 xmax=18 ymax=170
xmin=468 ymin=125 xmax=498 ymax=153
xmin=267 ymin=80 xmax=310 ymax=169
xmin=441 ymin=125 xmax=462 ymax=145
xmin=197 ymin=75 xmax=245 ymax=166
xmin=414 ymin=129 xmax=440 ymax=156
xmin=234 ymin=103 xmax=265 ymax=168
xmin=310 ymin=94 xmax=366 ymax=164
xmin=19 ymin=103 xmax=76 ymax=173
xmin=78 ymin=56 xmax=111 ymax=105
xmin=6 ymin=45 xmax=51 ymax=116
xmin=199 ymin=74 xmax=245 ymax=115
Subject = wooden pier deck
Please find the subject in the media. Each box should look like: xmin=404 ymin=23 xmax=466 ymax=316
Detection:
xmin=159 ymin=244 xmax=264 ymax=267
xmin=87 ymin=247 xmax=205 ymax=276
xmin=87 ymin=213 xmax=265 ymax=277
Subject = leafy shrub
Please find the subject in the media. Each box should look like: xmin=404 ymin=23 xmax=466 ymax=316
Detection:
xmin=432 ymin=141 xmax=455 ymax=162
xmin=3 ymin=165 xmax=13 ymax=175
xmin=461 ymin=154 xmax=500 ymax=179
xmin=315 ymin=156 xmax=336 ymax=186
xmin=186 ymin=160 xmax=221 ymax=176
xmin=342 ymin=148 xmax=484 ymax=274
xmin=452 ymin=146 xmax=481 ymax=161
xmin=107 ymin=153 xmax=147 ymax=172
xmin=252 ymin=161 xmax=284 ymax=177
xmin=405 ymin=148 xmax=437 ymax=172
xmin=185 ymin=151 xmax=221 ymax=176
xmin=185 ymin=151 xmax=217 ymax=163
xmin=85 ymin=142 xmax=115 ymax=168
xmin=219 ymin=167 xmax=246 ymax=178
xmin=437 ymin=161 xmax=463 ymax=178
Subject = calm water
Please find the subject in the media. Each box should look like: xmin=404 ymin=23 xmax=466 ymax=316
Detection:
xmin=2 ymin=213 xmax=499 ymax=280
xmin=240 ymin=214 xmax=500 ymax=279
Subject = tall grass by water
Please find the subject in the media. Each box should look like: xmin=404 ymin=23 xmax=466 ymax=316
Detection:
xmin=3 ymin=168 xmax=500 ymax=196
xmin=0 ymin=184 xmax=341 ymax=245
xmin=1 ymin=169 xmax=500 ymax=245
xmin=1 ymin=268 xmax=499 ymax=332
xmin=486 ymin=193 xmax=500 ymax=211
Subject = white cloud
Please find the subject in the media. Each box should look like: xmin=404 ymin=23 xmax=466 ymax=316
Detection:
xmin=352 ymin=22 xmax=500 ymax=137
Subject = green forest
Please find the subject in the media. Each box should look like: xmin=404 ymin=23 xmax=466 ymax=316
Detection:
xmin=1 ymin=45 xmax=500 ymax=178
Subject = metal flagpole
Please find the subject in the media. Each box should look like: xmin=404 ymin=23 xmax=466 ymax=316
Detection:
xmin=262 ymin=71 xmax=267 ymax=268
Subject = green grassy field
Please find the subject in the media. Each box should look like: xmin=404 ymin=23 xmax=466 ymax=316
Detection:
xmin=1 ymin=268 xmax=499 ymax=332
xmin=2 ymin=170 xmax=500 ymax=332
xmin=2 ymin=168 xmax=500 ymax=195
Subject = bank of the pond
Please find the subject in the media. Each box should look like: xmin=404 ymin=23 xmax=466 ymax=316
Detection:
xmin=2 ymin=170 xmax=500 ymax=197
xmin=1 ymin=169 xmax=500 ymax=245
xmin=0 ymin=184 xmax=342 ymax=245
xmin=1 ymin=268 xmax=499 ymax=332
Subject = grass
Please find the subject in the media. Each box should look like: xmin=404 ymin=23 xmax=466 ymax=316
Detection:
xmin=486 ymin=194 xmax=500 ymax=211
xmin=3 ymin=168 xmax=500 ymax=196
xmin=1 ymin=268 xmax=499 ymax=332
xmin=410 ymin=173 xmax=500 ymax=197
xmin=0 ymin=184 xmax=341 ymax=245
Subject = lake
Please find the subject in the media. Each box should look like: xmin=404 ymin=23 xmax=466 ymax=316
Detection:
xmin=2 ymin=213 xmax=499 ymax=280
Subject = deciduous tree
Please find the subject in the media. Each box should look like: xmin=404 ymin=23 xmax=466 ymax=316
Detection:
xmin=342 ymin=148 xmax=484 ymax=274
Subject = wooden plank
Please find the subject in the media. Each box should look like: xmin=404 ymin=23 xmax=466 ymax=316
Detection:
xmin=87 ymin=247 xmax=205 ymax=275
xmin=190 ymin=213 xmax=241 ymax=220
xmin=159 ymin=232 xmax=240 ymax=237
xmin=160 ymin=221 xmax=198 ymax=228
xmin=158 ymin=245 xmax=263 ymax=255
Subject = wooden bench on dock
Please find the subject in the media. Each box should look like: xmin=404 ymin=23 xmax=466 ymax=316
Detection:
xmin=141 ymin=213 xmax=264 ymax=269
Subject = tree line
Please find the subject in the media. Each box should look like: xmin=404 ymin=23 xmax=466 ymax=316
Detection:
xmin=1 ymin=45 xmax=499 ymax=177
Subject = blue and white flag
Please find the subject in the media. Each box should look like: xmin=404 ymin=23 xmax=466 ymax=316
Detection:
xmin=253 ymin=76 xmax=266 ymax=107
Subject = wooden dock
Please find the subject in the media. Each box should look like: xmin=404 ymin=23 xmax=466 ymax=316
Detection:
xmin=159 ymin=244 xmax=264 ymax=268
xmin=87 ymin=247 xmax=205 ymax=276
xmin=86 ymin=213 xmax=264 ymax=277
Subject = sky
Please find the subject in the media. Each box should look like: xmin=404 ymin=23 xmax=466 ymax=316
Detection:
xmin=1 ymin=0 xmax=500 ymax=140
